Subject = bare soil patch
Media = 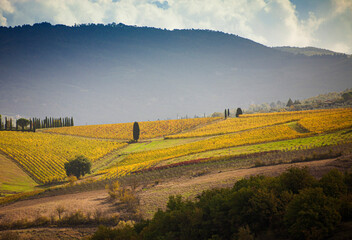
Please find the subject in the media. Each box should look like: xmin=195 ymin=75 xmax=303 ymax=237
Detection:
xmin=0 ymin=190 xmax=112 ymax=223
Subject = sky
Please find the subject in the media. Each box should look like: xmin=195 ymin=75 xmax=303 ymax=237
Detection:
xmin=0 ymin=0 xmax=351 ymax=54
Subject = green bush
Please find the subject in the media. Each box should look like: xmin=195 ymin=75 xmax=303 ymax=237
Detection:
xmin=89 ymin=167 xmax=351 ymax=240
xmin=279 ymin=167 xmax=316 ymax=194
xmin=284 ymin=188 xmax=341 ymax=240
xmin=64 ymin=155 xmax=91 ymax=178
xmin=319 ymin=169 xmax=347 ymax=198
xmin=91 ymin=225 xmax=138 ymax=240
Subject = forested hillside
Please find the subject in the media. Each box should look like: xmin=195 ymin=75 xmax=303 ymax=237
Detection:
xmin=0 ymin=23 xmax=351 ymax=125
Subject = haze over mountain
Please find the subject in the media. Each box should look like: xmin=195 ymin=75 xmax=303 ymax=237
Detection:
xmin=0 ymin=23 xmax=351 ymax=125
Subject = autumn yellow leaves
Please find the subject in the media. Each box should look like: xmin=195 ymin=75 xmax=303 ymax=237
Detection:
xmin=0 ymin=108 xmax=351 ymax=182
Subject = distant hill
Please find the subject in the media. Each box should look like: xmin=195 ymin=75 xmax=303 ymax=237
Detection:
xmin=244 ymin=89 xmax=352 ymax=114
xmin=273 ymin=46 xmax=344 ymax=56
xmin=0 ymin=23 xmax=351 ymax=125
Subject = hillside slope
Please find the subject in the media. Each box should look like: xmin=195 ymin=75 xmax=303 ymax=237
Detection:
xmin=0 ymin=23 xmax=351 ymax=125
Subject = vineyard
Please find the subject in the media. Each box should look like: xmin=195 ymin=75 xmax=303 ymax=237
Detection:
xmin=166 ymin=108 xmax=352 ymax=138
xmin=0 ymin=108 xmax=351 ymax=189
xmin=0 ymin=132 xmax=126 ymax=183
xmin=43 ymin=117 xmax=220 ymax=140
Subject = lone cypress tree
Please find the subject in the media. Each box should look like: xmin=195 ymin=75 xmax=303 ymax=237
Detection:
xmin=133 ymin=121 xmax=140 ymax=142
xmin=224 ymin=109 xmax=227 ymax=119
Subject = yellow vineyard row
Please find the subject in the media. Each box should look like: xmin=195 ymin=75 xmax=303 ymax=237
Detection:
xmin=101 ymin=124 xmax=306 ymax=178
xmin=298 ymin=108 xmax=352 ymax=133
xmin=0 ymin=131 xmax=127 ymax=183
xmin=166 ymin=108 xmax=352 ymax=138
xmin=44 ymin=117 xmax=219 ymax=140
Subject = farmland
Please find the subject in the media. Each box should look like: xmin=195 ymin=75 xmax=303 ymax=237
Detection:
xmin=0 ymin=108 xmax=351 ymax=185
xmin=0 ymin=132 xmax=127 ymax=183
xmin=44 ymin=117 xmax=220 ymax=140
xmin=0 ymin=108 xmax=352 ymax=239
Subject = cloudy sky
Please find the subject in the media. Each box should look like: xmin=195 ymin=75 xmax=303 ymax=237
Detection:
xmin=0 ymin=0 xmax=351 ymax=53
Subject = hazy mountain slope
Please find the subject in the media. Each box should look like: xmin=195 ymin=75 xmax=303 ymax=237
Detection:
xmin=0 ymin=23 xmax=351 ymax=125
xmin=273 ymin=46 xmax=343 ymax=56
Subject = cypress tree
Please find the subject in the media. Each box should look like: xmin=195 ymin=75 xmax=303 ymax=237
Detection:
xmin=71 ymin=117 xmax=74 ymax=127
xmin=133 ymin=121 xmax=140 ymax=142
xmin=286 ymin=98 xmax=294 ymax=107
xmin=0 ymin=115 xmax=2 ymax=130
xmin=9 ymin=118 xmax=12 ymax=130
xmin=5 ymin=117 xmax=7 ymax=130
xmin=224 ymin=109 xmax=227 ymax=119
xmin=227 ymin=109 xmax=230 ymax=117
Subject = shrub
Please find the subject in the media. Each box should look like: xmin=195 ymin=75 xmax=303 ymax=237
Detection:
xmin=285 ymin=188 xmax=341 ymax=240
xmin=67 ymin=175 xmax=78 ymax=186
xmin=279 ymin=167 xmax=316 ymax=194
xmin=56 ymin=205 xmax=66 ymax=220
xmin=236 ymin=225 xmax=254 ymax=240
xmin=0 ymin=232 xmax=20 ymax=240
xmin=319 ymin=169 xmax=347 ymax=198
xmin=64 ymin=155 xmax=91 ymax=178
xmin=91 ymin=225 xmax=138 ymax=240
xmin=61 ymin=210 xmax=87 ymax=225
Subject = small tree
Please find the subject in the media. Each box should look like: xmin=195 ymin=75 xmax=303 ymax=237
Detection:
xmin=224 ymin=109 xmax=227 ymax=119
xmin=286 ymin=98 xmax=294 ymax=107
xmin=17 ymin=118 xmax=30 ymax=131
xmin=236 ymin=108 xmax=243 ymax=117
xmin=64 ymin=155 xmax=91 ymax=179
xmin=133 ymin=121 xmax=140 ymax=142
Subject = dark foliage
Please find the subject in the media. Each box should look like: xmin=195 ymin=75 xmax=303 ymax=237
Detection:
xmin=16 ymin=118 xmax=29 ymax=130
xmin=235 ymin=108 xmax=243 ymax=117
xmin=286 ymin=98 xmax=294 ymax=107
xmin=133 ymin=122 xmax=140 ymax=142
xmin=64 ymin=155 xmax=91 ymax=179
xmin=91 ymin=167 xmax=352 ymax=239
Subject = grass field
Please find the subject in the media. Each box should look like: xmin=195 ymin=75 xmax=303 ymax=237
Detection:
xmin=0 ymin=153 xmax=38 ymax=196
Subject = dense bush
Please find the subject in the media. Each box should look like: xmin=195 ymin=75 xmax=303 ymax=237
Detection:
xmin=64 ymin=155 xmax=91 ymax=178
xmin=91 ymin=167 xmax=352 ymax=240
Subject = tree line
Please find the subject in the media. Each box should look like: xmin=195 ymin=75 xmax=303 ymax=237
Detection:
xmin=91 ymin=167 xmax=352 ymax=240
xmin=0 ymin=115 xmax=74 ymax=131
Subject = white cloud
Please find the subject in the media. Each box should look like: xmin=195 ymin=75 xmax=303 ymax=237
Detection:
xmin=0 ymin=0 xmax=351 ymax=53
xmin=332 ymin=0 xmax=352 ymax=14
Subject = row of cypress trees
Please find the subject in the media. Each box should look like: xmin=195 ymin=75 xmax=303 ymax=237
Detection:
xmin=224 ymin=108 xmax=243 ymax=119
xmin=0 ymin=115 xmax=74 ymax=131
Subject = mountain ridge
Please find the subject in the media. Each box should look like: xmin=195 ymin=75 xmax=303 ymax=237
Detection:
xmin=0 ymin=23 xmax=351 ymax=125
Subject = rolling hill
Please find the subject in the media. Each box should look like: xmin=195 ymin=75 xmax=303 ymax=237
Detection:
xmin=0 ymin=23 xmax=351 ymax=125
